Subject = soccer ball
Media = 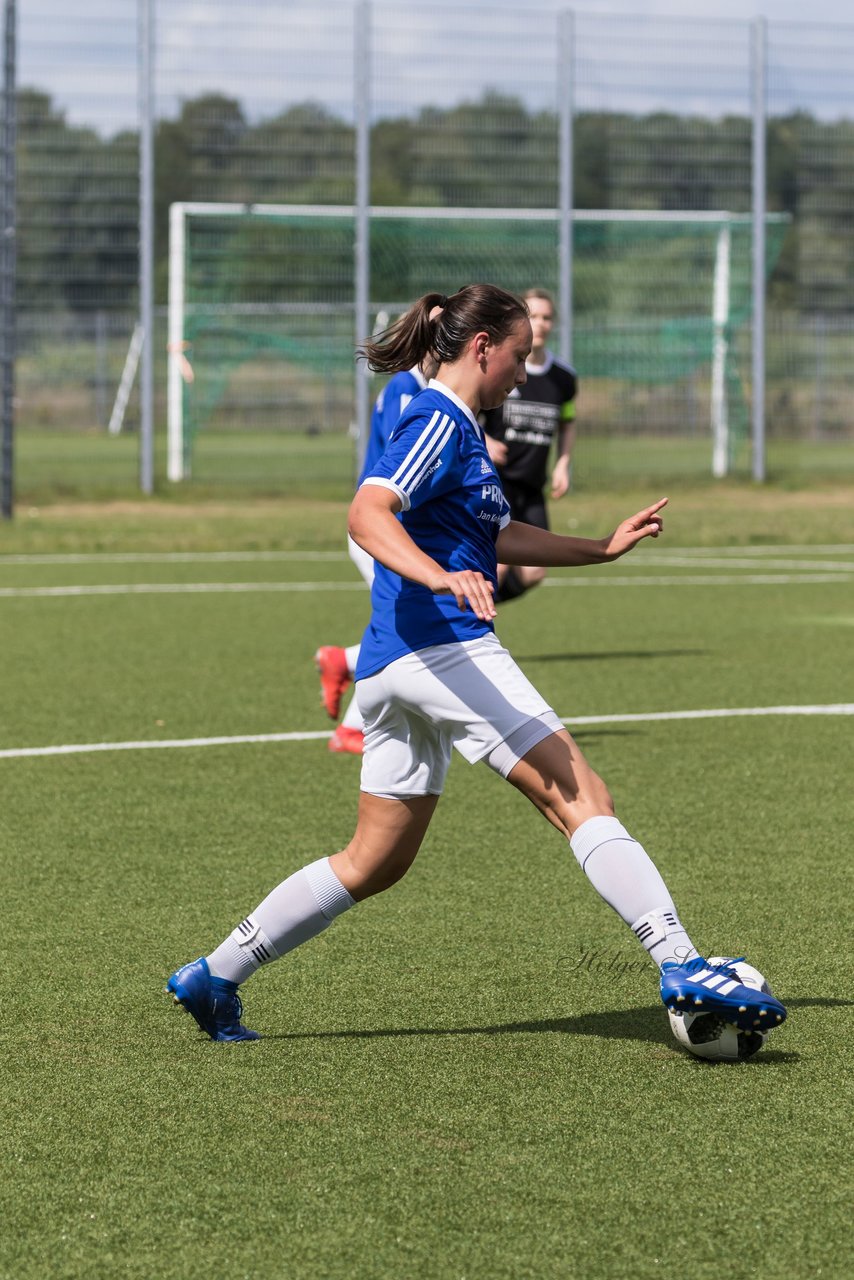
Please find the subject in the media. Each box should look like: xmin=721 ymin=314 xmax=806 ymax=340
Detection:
xmin=667 ymin=957 xmax=773 ymax=1062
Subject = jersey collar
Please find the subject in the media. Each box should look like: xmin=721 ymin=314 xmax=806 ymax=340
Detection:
xmin=428 ymin=378 xmax=482 ymax=436
xmin=525 ymin=349 xmax=554 ymax=375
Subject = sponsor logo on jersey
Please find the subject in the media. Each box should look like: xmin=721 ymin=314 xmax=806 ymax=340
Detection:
xmin=415 ymin=456 xmax=442 ymax=487
xmin=505 ymin=426 xmax=553 ymax=447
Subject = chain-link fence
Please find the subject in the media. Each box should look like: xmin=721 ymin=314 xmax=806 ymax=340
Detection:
xmin=8 ymin=0 xmax=854 ymax=500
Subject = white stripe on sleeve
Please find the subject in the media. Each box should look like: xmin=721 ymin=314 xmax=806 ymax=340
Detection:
xmin=392 ymin=413 xmax=457 ymax=496
xmin=397 ymin=415 xmax=456 ymax=494
xmin=389 ymin=410 xmax=443 ymax=486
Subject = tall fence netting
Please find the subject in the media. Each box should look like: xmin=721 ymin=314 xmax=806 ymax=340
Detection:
xmin=10 ymin=1 xmax=854 ymax=496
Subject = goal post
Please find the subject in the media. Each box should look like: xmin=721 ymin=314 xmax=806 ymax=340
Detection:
xmin=167 ymin=202 xmax=361 ymax=482
xmin=711 ymin=222 xmax=731 ymax=480
xmin=167 ymin=203 xmax=789 ymax=483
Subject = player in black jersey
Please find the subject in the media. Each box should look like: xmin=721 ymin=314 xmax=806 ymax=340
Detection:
xmin=481 ymin=288 xmax=577 ymax=602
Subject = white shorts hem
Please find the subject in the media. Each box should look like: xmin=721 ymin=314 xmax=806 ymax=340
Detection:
xmin=357 ymin=635 xmax=560 ymax=798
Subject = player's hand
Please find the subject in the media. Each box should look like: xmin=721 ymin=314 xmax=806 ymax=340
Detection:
xmin=431 ymin=569 xmax=497 ymax=620
xmin=600 ymin=498 xmax=668 ymax=560
xmin=550 ymin=456 xmax=570 ymax=499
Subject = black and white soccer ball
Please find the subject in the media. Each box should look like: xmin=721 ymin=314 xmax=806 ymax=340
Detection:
xmin=667 ymin=957 xmax=773 ymax=1062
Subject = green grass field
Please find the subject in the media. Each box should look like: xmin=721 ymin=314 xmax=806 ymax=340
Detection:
xmin=2 ymin=488 xmax=853 ymax=1280
xmin=11 ymin=426 xmax=854 ymax=505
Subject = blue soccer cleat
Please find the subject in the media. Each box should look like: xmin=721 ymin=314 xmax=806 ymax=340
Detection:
xmin=660 ymin=955 xmax=787 ymax=1035
xmin=166 ymin=956 xmax=260 ymax=1042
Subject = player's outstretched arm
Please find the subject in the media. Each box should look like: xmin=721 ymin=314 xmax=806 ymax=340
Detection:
xmin=495 ymin=497 xmax=667 ymax=568
xmin=600 ymin=498 xmax=667 ymax=558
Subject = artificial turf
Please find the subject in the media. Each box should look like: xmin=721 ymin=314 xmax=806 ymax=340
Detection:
xmin=1 ymin=492 xmax=852 ymax=1279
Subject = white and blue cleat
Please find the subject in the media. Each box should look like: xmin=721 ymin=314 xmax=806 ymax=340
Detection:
xmin=166 ymin=956 xmax=260 ymax=1042
xmin=660 ymin=955 xmax=786 ymax=1034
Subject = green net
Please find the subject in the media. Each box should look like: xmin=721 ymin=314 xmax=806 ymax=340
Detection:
xmin=177 ymin=208 xmax=789 ymax=477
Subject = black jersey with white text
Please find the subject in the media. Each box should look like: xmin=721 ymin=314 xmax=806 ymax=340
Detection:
xmin=481 ymin=351 xmax=577 ymax=490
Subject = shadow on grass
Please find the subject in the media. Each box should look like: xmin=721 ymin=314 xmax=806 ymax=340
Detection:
xmin=514 ymin=648 xmax=708 ymax=664
xmin=265 ymin=997 xmax=843 ymax=1058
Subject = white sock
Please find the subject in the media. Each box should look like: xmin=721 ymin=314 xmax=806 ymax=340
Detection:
xmin=629 ymin=907 xmax=698 ymax=969
xmin=569 ymin=815 xmax=698 ymax=969
xmin=344 ymin=644 xmax=360 ymax=675
xmin=207 ymin=857 xmax=355 ymax=985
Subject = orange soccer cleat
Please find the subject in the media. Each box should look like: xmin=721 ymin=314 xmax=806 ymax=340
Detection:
xmin=328 ymin=726 xmax=364 ymax=755
xmin=315 ymin=645 xmax=352 ymax=720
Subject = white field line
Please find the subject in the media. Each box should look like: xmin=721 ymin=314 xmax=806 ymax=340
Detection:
xmin=0 ymin=550 xmax=350 ymax=565
xmin=565 ymin=704 xmax=854 ymax=726
xmin=1 ymin=545 xmax=853 ymax=567
xmin=1 ymin=705 xmax=852 ymax=762
xmin=639 ymin=555 xmax=854 ymax=572
xmin=0 ymin=581 xmax=368 ymax=598
xmin=543 ymin=572 xmax=854 ymax=588
xmin=637 ymin=544 xmax=854 ymax=556
xmin=1 ymin=545 xmax=851 ymax=599
xmin=0 ymin=731 xmax=333 ymax=760
xmin=1 ymin=571 xmax=853 ymax=599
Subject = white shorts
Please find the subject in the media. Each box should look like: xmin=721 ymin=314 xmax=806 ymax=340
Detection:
xmin=356 ymin=633 xmax=565 ymax=799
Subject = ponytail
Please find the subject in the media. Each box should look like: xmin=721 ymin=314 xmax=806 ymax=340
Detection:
xmin=359 ymin=284 xmax=527 ymax=375
xmin=359 ymin=292 xmax=447 ymax=374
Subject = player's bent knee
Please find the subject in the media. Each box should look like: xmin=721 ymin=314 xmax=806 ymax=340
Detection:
xmin=515 ymin=748 xmax=615 ymax=836
xmin=588 ymin=773 xmax=614 ymax=812
xmin=333 ymin=836 xmax=421 ymax=901
xmin=348 ymin=849 xmax=417 ymax=900
xmin=571 ymin=769 xmax=615 ymax=819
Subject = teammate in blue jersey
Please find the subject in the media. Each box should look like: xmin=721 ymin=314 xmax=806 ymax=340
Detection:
xmin=316 ymin=361 xmax=434 ymax=755
xmin=361 ymin=365 xmax=428 ymax=481
xmin=167 ymin=284 xmax=787 ymax=1047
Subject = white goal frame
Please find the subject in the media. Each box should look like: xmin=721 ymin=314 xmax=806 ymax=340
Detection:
xmin=167 ymin=202 xmax=773 ymax=483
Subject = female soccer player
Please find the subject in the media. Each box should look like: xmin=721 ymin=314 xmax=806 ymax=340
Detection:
xmin=167 ymin=284 xmax=787 ymax=1044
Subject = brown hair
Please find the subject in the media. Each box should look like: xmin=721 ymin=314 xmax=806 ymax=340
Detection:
xmin=523 ymin=287 xmax=554 ymax=309
xmin=359 ymin=284 xmax=528 ymax=374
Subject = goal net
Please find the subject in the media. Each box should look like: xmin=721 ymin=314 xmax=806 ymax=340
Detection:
xmin=167 ymin=203 xmax=789 ymax=484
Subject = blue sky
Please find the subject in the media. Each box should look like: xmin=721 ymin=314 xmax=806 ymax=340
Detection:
xmin=19 ymin=0 xmax=854 ymax=134
xmin=534 ymin=0 xmax=849 ymax=14
xmin=482 ymin=0 xmax=853 ymax=16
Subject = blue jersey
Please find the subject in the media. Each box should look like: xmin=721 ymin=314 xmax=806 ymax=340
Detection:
xmin=355 ymin=380 xmax=511 ymax=680
xmin=359 ymin=366 xmax=428 ymax=485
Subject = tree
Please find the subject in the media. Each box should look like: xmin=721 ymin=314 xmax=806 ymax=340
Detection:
xmin=16 ymin=88 xmax=137 ymax=312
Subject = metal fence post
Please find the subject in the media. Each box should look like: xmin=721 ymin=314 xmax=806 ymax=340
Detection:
xmin=1 ymin=0 xmax=15 ymax=520
xmin=751 ymin=16 xmax=767 ymax=483
xmin=354 ymin=0 xmax=371 ymax=479
xmin=558 ymin=9 xmax=574 ymax=365
xmin=138 ymin=0 xmax=154 ymax=494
